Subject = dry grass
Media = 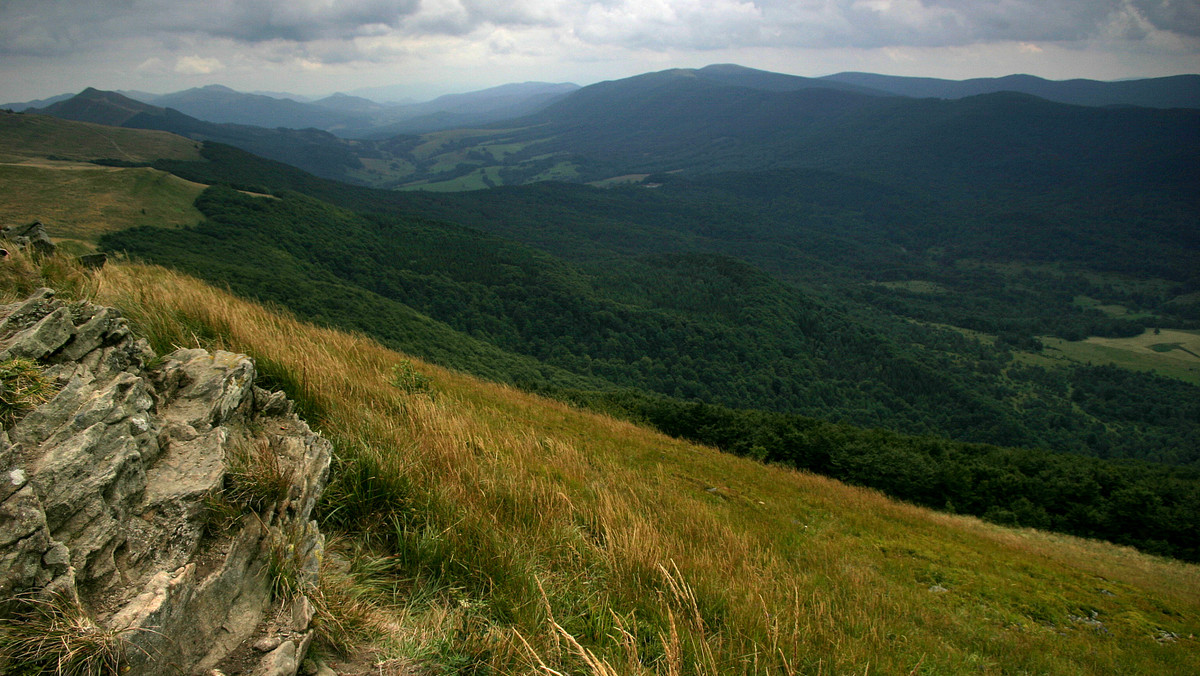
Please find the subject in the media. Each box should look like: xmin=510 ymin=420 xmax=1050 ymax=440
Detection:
xmin=69 ymin=261 xmax=1200 ymax=674
xmin=0 ymin=112 xmax=201 ymax=164
xmin=0 ymin=162 xmax=204 ymax=245
xmin=0 ymin=592 xmax=136 ymax=676
xmin=0 ymin=358 xmax=57 ymax=427
xmin=0 ymin=245 xmax=98 ymax=303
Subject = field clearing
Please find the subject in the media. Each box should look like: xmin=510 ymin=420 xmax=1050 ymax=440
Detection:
xmin=401 ymin=166 xmax=504 ymax=192
xmin=344 ymin=156 xmax=417 ymax=187
xmin=936 ymin=320 xmax=1200 ymax=384
xmin=1087 ymin=329 xmax=1200 ymax=359
xmin=879 ymin=280 xmax=950 ymax=294
xmin=1073 ymin=295 xmax=1156 ymax=319
xmin=528 ymin=160 xmax=580 ymax=182
xmin=0 ymin=111 xmax=201 ymax=163
xmin=589 ymin=173 xmax=650 ymax=187
xmin=0 ymin=161 xmax=205 ymax=245
xmin=482 ymin=142 xmax=527 ymax=161
xmin=427 ymin=153 xmax=481 ymax=174
xmin=409 ymin=128 xmax=517 ymax=160
xmin=1032 ymin=329 xmax=1200 ymax=385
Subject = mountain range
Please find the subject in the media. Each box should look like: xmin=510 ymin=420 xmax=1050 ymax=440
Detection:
xmin=30 ymin=63 xmax=1197 ymax=196
xmin=7 ymin=80 xmax=579 ymax=137
xmin=820 ymin=71 xmax=1200 ymax=108
xmin=10 ymin=63 xmax=1196 ymax=132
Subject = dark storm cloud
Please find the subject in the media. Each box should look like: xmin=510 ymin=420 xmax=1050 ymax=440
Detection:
xmin=166 ymin=0 xmax=422 ymax=43
xmin=0 ymin=0 xmax=420 ymax=55
xmin=1133 ymin=0 xmax=1200 ymax=38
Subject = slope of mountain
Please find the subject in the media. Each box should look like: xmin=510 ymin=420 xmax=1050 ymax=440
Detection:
xmin=352 ymin=80 xmax=579 ymax=136
xmin=694 ymin=63 xmax=888 ymax=94
xmin=0 ymin=110 xmax=206 ymax=249
xmin=0 ymin=109 xmax=201 ymax=163
xmin=97 ymin=81 xmax=580 ymax=137
xmin=40 ymin=87 xmax=164 ymax=127
xmin=406 ymin=81 xmax=580 ymax=117
xmin=2 ymin=105 xmax=1197 ymax=564
xmin=33 ymin=89 xmax=377 ymax=181
xmin=152 ymin=84 xmax=366 ymax=129
xmin=821 ymin=71 xmax=1200 ymax=108
xmin=1 ymin=92 xmax=74 ymax=111
xmin=512 ymin=70 xmax=1200 ymax=189
xmin=372 ymin=67 xmax=1197 ymax=194
xmin=6 ymin=69 xmax=1200 ymax=673
xmin=311 ymin=92 xmax=388 ymax=114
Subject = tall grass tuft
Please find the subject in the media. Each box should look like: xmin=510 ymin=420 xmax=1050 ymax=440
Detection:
xmin=225 ymin=437 xmax=292 ymax=513
xmin=0 ymin=358 xmax=57 ymax=427
xmin=0 ymin=593 xmax=136 ymax=676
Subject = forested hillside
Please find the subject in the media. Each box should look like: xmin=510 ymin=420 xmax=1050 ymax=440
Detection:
xmin=102 ymin=183 xmax=1200 ymax=463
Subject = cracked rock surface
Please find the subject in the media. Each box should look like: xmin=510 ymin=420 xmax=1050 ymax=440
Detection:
xmin=0 ymin=288 xmax=331 ymax=675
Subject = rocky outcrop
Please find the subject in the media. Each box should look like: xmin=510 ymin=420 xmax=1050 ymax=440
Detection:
xmin=1 ymin=221 xmax=56 ymax=256
xmin=0 ymin=288 xmax=331 ymax=675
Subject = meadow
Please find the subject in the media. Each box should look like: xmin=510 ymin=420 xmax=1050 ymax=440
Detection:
xmin=0 ymin=161 xmax=204 ymax=247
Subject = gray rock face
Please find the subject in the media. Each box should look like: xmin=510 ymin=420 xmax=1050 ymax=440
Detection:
xmin=0 ymin=289 xmax=331 ymax=676
xmin=1 ymin=221 xmax=56 ymax=256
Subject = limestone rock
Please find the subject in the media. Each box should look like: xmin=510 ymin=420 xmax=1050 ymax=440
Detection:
xmin=0 ymin=289 xmax=331 ymax=676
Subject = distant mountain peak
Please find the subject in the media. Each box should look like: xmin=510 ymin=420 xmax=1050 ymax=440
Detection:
xmin=38 ymin=88 xmax=165 ymax=127
xmin=820 ymin=71 xmax=1200 ymax=108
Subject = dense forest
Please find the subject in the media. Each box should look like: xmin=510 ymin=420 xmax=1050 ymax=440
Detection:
xmin=103 ymin=186 xmax=1200 ymax=466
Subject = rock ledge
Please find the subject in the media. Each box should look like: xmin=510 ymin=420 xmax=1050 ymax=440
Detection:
xmin=0 ymin=288 xmax=331 ymax=676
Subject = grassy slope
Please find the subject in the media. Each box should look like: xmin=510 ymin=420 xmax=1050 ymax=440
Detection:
xmin=1033 ymin=332 xmax=1200 ymax=386
xmin=0 ymin=110 xmax=202 ymax=163
xmin=79 ymin=259 xmax=1199 ymax=675
xmin=0 ymin=112 xmax=206 ymax=248
xmin=0 ymin=162 xmax=205 ymax=243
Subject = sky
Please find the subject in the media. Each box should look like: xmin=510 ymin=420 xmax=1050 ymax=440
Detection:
xmin=2 ymin=0 xmax=1198 ymax=103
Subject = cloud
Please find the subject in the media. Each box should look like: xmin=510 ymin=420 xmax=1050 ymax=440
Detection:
xmin=0 ymin=0 xmax=422 ymax=54
xmin=1132 ymin=0 xmax=1200 ymax=38
xmin=0 ymin=0 xmax=1195 ymax=66
xmin=162 ymin=0 xmax=423 ymax=43
xmin=136 ymin=57 xmax=169 ymax=73
xmin=175 ymin=55 xmax=224 ymax=74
